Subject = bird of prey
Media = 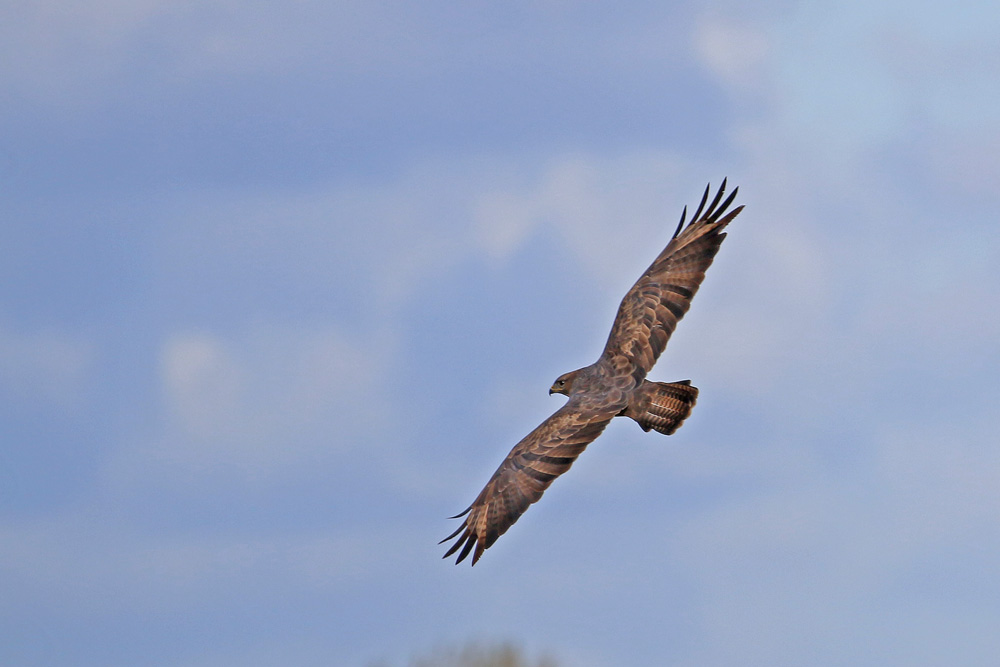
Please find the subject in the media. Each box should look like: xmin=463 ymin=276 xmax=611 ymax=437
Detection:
xmin=442 ymin=180 xmax=744 ymax=565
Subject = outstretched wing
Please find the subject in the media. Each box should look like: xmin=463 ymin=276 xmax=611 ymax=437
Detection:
xmin=601 ymin=180 xmax=743 ymax=385
xmin=441 ymin=398 xmax=616 ymax=565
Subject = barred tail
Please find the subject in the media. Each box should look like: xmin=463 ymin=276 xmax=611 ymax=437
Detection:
xmin=624 ymin=380 xmax=699 ymax=435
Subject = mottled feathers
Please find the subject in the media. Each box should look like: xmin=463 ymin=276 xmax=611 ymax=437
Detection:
xmin=442 ymin=180 xmax=743 ymax=564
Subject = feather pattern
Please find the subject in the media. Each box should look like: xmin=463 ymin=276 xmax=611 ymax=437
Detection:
xmin=442 ymin=181 xmax=744 ymax=565
xmin=441 ymin=397 xmax=616 ymax=564
xmin=601 ymin=179 xmax=742 ymax=385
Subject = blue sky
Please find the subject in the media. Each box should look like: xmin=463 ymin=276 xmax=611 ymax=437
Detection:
xmin=3 ymin=1 xmax=1000 ymax=665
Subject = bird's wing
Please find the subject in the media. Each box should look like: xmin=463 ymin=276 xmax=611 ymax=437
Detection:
xmin=601 ymin=180 xmax=743 ymax=385
xmin=441 ymin=397 xmax=617 ymax=565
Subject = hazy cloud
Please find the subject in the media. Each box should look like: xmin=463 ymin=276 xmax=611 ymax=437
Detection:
xmin=5 ymin=1 xmax=1000 ymax=665
xmin=0 ymin=324 xmax=94 ymax=408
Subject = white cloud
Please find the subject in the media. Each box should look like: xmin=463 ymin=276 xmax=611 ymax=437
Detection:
xmin=118 ymin=121 xmax=997 ymax=503
xmin=162 ymin=332 xmax=244 ymax=441
xmin=2 ymin=1 xmax=696 ymax=110
xmin=473 ymin=151 xmax=715 ymax=284
xmin=694 ymin=18 xmax=770 ymax=90
xmin=0 ymin=0 xmax=178 ymax=103
xmin=5 ymin=3 xmax=1000 ymax=666
xmin=0 ymin=1 xmax=389 ymax=104
xmin=153 ymin=162 xmax=484 ymax=317
xmin=152 ymin=150 xmax=734 ymax=326
xmin=104 ymin=324 xmax=394 ymax=490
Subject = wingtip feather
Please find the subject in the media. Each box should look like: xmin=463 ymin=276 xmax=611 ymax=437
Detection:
xmin=704 ymin=180 xmax=728 ymax=220
xmin=439 ymin=522 xmax=467 ymax=545
xmin=715 ymin=204 xmax=744 ymax=228
xmin=673 ymin=206 xmax=687 ymax=238
xmin=712 ymin=187 xmax=739 ymax=223
xmin=690 ymin=182 xmax=711 ymax=221
xmin=455 ymin=533 xmax=477 ymax=564
xmin=447 ymin=506 xmax=472 ymax=520
xmin=442 ymin=532 xmax=464 ymax=558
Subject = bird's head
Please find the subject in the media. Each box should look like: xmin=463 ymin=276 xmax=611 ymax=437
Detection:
xmin=549 ymin=370 xmax=579 ymax=396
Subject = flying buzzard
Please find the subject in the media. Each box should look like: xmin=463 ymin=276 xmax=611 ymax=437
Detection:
xmin=442 ymin=180 xmax=744 ymax=565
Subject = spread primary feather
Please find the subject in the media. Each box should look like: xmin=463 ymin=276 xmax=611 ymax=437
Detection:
xmin=442 ymin=180 xmax=744 ymax=565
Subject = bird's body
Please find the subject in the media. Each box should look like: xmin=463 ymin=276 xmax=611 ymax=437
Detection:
xmin=442 ymin=180 xmax=744 ymax=565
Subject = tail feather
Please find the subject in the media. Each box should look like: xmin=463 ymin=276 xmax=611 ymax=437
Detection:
xmin=624 ymin=380 xmax=699 ymax=435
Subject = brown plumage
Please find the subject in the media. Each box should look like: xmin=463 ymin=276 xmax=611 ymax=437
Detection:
xmin=442 ymin=180 xmax=744 ymax=565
